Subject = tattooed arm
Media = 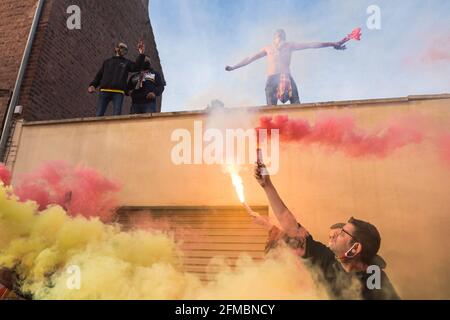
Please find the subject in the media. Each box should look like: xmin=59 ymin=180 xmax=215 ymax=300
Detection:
xmin=254 ymin=163 xmax=309 ymax=253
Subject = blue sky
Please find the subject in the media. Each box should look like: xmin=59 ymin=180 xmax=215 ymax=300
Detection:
xmin=149 ymin=0 xmax=450 ymax=112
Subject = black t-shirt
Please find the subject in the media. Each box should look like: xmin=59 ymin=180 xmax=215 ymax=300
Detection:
xmin=303 ymin=235 xmax=400 ymax=300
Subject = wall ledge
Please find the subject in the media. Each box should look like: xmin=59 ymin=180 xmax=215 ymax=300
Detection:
xmin=23 ymin=93 xmax=450 ymax=127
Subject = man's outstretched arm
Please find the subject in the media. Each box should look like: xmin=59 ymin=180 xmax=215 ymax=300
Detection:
xmin=254 ymin=163 xmax=308 ymax=239
xmin=290 ymin=40 xmax=346 ymax=51
xmin=226 ymin=49 xmax=267 ymax=71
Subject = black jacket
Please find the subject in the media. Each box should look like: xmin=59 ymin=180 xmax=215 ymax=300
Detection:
xmin=90 ymin=54 xmax=145 ymax=92
xmin=128 ymin=69 xmax=165 ymax=104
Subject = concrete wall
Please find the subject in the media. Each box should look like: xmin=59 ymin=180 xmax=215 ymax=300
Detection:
xmin=9 ymin=95 xmax=450 ymax=299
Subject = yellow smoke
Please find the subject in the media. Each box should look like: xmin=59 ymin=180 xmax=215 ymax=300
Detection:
xmin=0 ymin=184 xmax=327 ymax=300
xmin=196 ymin=251 xmax=328 ymax=300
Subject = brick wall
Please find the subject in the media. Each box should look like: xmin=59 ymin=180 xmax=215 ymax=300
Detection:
xmin=0 ymin=0 xmax=38 ymax=124
xmin=1 ymin=0 xmax=163 ymax=123
xmin=0 ymin=91 xmax=12 ymax=128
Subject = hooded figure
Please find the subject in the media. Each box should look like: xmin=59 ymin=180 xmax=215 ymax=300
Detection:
xmin=128 ymin=57 xmax=165 ymax=114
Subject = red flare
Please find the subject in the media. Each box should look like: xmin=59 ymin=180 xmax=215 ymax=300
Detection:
xmin=347 ymin=27 xmax=362 ymax=41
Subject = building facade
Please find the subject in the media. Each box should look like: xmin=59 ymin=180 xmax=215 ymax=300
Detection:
xmin=7 ymin=94 xmax=450 ymax=299
xmin=0 ymin=0 xmax=163 ymax=126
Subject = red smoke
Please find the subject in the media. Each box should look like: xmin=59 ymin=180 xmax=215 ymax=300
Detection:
xmin=259 ymin=114 xmax=423 ymax=158
xmin=0 ymin=164 xmax=11 ymax=186
xmin=436 ymin=133 xmax=450 ymax=169
xmin=421 ymin=33 xmax=450 ymax=64
xmin=404 ymin=32 xmax=450 ymax=65
xmin=13 ymin=161 xmax=121 ymax=222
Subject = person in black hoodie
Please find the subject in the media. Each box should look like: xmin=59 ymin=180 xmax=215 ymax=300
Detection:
xmin=253 ymin=163 xmax=400 ymax=300
xmin=128 ymin=57 xmax=165 ymax=114
xmin=88 ymin=41 xmax=146 ymax=116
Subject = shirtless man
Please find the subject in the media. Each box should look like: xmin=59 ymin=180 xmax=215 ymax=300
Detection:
xmin=225 ymin=29 xmax=347 ymax=105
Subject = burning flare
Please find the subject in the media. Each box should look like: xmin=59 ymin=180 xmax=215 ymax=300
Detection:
xmin=226 ymin=165 xmax=254 ymax=215
xmin=229 ymin=168 xmax=245 ymax=203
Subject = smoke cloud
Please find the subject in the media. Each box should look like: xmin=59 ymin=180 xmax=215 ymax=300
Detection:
xmin=0 ymin=183 xmax=328 ymax=299
xmin=11 ymin=161 xmax=121 ymax=222
xmin=0 ymin=165 xmax=11 ymax=186
xmin=435 ymin=132 xmax=450 ymax=169
xmin=259 ymin=113 xmax=424 ymax=158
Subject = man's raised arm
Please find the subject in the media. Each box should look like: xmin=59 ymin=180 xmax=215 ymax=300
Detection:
xmin=289 ymin=40 xmax=346 ymax=51
xmin=254 ymin=163 xmax=308 ymax=239
xmin=129 ymin=40 xmax=146 ymax=72
xmin=225 ymin=49 xmax=267 ymax=71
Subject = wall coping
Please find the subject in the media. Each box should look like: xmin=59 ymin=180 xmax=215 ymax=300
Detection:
xmin=119 ymin=206 xmax=268 ymax=211
xmin=22 ymin=93 xmax=450 ymax=127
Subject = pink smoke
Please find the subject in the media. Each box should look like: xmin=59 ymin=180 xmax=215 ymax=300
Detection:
xmin=436 ymin=133 xmax=450 ymax=169
xmin=0 ymin=164 xmax=11 ymax=186
xmin=125 ymin=212 xmax=205 ymax=244
xmin=259 ymin=114 xmax=423 ymax=158
xmin=404 ymin=32 xmax=450 ymax=65
xmin=13 ymin=161 xmax=121 ymax=222
xmin=421 ymin=33 xmax=450 ymax=64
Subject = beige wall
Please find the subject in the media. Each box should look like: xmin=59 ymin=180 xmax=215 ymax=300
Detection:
xmin=10 ymin=96 xmax=450 ymax=299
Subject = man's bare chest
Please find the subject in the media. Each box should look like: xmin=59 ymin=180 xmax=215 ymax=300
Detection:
xmin=266 ymin=46 xmax=291 ymax=61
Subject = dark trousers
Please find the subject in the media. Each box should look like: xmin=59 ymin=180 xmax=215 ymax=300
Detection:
xmin=130 ymin=101 xmax=157 ymax=114
xmin=96 ymin=92 xmax=124 ymax=117
xmin=265 ymin=74 xmax=300 ymax=105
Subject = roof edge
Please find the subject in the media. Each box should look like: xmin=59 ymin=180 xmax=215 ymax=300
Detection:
xmin=22 ymin=93 xmax=450 ymax=127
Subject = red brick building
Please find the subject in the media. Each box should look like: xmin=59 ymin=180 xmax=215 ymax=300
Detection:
xmin=0 ymin=0 xmax=163 ymax=125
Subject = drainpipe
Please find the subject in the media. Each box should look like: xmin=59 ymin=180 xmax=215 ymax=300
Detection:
xmin=0 ymin=0 xmax=45 ymax=161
